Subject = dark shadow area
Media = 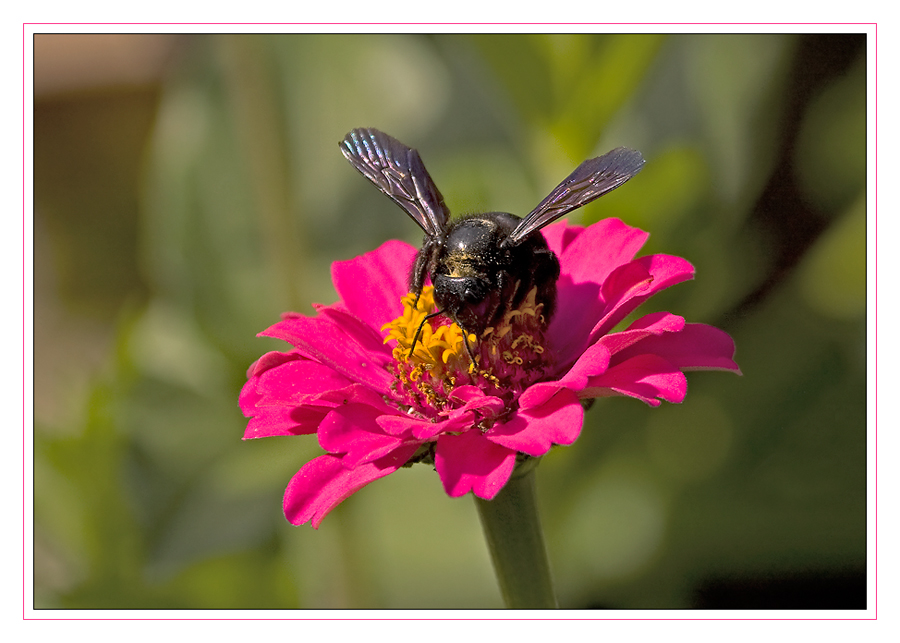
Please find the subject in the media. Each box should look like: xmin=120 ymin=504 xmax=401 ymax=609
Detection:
xmin=693 ymin=568 xmax=866 ymax=609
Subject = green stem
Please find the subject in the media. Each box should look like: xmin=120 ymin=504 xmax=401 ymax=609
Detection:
xmin=474 ymin=459 xmax=558 ymax=608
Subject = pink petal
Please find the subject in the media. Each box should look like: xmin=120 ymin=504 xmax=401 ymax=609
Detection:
xmin=260 ymin=305 xmax=394 ymax=394
xmin=283 ymin=445 xmax=420 ymax=528
xmin=318 ymin=404 xmax=417 ymax=468
xmin=383 ymin=387 xmax=505 ymax=441
xmin=410 ymin=417 xmax=459 ymax=441
xmin=597 ymin=259 xmax=655 ymax=314
xmin=547 ymin=275 xmax=605 ymax=367
xmin=612 ymin=322 xmax=741 ymax=373
xmin=331 ymin=240 xmax=418 ymax=331
xmin=486 ymin=388 xmax=583 ymax=456
xmin=371 ymin=390 xmax=499 ymax=442
xmin=628 ymin=311 xmax=685 ymax=331
xmin=512 ymin=342 xmax=612 ymax=411
xmin=314 ymin=382 xmax=394 ymax=410
xmin=242 ymin=398 xmax=316 ymax=438
xmin=556 ymin=339 xmax=612 ymax=389
xmin=637 ymin=253 xmax=696 ymax=290
xmin=582 ymin=354 xmax=687 ymax=406
xmin=240 ymin=353 xmax=351 ymax=410
xmin=541 ymin=220 xmax=584 ymax=256
xmin=446 ymin=386 xmax=506 ymax=420
xmin=240 ymin=356 xmax=354 ymax=439
xmin=434 ymin=430 xmax=517 ymax=499
xmin=557 ymin=218 xmax=650 ymax=286
xmin=599 ymin=311 xmax=686 ymax=357
xmin=244 ymin=405 xmax=329 ymax=440
xmin=375 ymin=413 xmax=433 ymax=438
xmin=447 ymin=384 xmax=492 ymax=405
xmin=548 ymin=219 xmax=650 ymax=365
xmin=589 ymin=254 xmax=695 ymax=341
xmin=246 ymin=349 xmax=302 ymax=379
xmin=240 ymin=351 xmax=298 ymax=411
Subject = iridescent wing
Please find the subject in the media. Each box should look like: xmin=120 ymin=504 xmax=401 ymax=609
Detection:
xmin=505 ymin=147 xmax=645 ymax=247
xmin=340 ymin=128 xmax=450 ymax=238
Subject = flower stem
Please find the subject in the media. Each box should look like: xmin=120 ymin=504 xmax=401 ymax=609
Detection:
xmin=474 ymin=460 xmax=558 ymax=608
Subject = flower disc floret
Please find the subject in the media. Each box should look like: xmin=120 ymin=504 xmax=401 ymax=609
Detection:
xmin=381 ymin=286 xmax=473 ymax=383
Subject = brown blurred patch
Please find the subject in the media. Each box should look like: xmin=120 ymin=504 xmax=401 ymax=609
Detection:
xmin=33 ymin=35 xmax=178 ymax=431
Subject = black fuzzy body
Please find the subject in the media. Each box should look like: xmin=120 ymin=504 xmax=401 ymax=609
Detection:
xmin=412 ymin=212 xmax=561 ymax=338
xmin=339 ymin=128 xmax=644 ymax=348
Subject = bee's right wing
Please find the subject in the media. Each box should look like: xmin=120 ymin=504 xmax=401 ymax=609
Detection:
xmin=505 ymin=147 xmax=645 ymax=247
xmin=340 ymin=128 xmax=451 ymax=238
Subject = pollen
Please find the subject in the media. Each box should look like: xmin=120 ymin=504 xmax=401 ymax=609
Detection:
xmin=381 ymin=285 xmax=553 ymax=414
xmin=477 ymin=287 xmax=553 ymax=385
xmin=381 ymin=286 xmax=471 ymax=385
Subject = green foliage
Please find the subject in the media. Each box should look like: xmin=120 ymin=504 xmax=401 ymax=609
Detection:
xmin=34 ymin=33 xmax=867 ymax=608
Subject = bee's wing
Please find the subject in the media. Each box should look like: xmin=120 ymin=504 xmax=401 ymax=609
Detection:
xmin=505 ymin=147 xmax=645 ymax=247
xmin=340 ymin=128 xmax=450 ymax=238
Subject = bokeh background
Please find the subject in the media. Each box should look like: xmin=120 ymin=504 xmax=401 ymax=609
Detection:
xmin=33 ymin=33 xmax=868 ymax=609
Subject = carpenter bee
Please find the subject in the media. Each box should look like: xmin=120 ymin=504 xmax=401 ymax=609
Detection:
xmin=340 ymin=128 xmax=645 ymax=357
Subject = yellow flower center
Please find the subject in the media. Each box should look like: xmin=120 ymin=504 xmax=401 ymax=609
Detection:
xmin=381 ymin=285 xmax=553 ymax=414
xmin=381 ymin=286 xmax=474 ymax=389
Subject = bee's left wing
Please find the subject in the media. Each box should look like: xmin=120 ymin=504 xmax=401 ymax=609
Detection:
xmin=504 ymin=147 xmax=645 ymax=247
xmin=340 ymin=128 xmax=450 ymax=238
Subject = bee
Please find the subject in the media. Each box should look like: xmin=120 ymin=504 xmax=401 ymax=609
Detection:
xmin=340 ymin=128 xmax=645 ymax=358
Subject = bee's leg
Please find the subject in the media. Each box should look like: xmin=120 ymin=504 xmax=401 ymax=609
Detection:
xmin=496 ymin=269 xmax=521 ymax=314
xmin=409 ymin=246 xmax=433 ymax=308
xmin=462 ymin=332 xmax=479 ymax=372
xmin=409 ymin=309 xmax=445 ymax=359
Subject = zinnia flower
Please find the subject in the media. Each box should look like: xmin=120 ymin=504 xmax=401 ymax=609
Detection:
xmin=239 ymin=217 xmax=740 ymax=528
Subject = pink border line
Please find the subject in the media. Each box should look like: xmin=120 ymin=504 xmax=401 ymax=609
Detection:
xmin=22 ymin=23 xmax=878 ymax=622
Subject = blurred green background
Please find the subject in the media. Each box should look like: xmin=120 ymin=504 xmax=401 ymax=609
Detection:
xmin=33 ymin=33 xmax=867 ymax=609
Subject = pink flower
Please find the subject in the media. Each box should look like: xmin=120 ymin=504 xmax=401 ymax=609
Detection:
xmin=239 ymin=218 xmax=740 ymax=527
